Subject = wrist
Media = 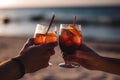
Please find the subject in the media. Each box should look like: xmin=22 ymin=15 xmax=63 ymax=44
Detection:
xmin=95 ymin=56 xmax=109 ymax=71
xmin=12 ymin=57 xmax=25 ymax=79
xmin=17 ymin=56 xmax=32 ymax=73
xmin=16 ymin=56 xmax=28 ymax=73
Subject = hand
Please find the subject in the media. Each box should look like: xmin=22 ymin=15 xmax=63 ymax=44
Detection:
xmin=70 ymin=44 xmax=120 ymax=75
xmin=63 ymin=43 xmax=103 ymax=70
xmin=17 ymin=38 xmax=58 ymax=73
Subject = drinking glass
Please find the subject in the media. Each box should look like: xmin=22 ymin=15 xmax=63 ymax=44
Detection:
xmin=34 ymin=24 xmax=57 ymax=44
xmin=59 ymin=24 xmax=82 ymax=68
xmin=34 ymin=24 xmax=57 ymax=65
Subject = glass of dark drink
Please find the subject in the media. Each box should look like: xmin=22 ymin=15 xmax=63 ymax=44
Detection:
xmin=59 ymin=24 xmax=82 ymax=68
xmin=34 ymin=24 xmax=57 ymax=65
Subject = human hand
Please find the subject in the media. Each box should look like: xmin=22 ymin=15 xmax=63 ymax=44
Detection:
xmin=63 ymin=43 xmax=104 ymax=70
xmin=70 ymin=44 xmax=120 ymax=75
xmin=17 ymin=38 xmax=58 ymax=73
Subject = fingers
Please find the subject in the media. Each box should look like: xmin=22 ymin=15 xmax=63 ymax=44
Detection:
xmin=46 ymin=49 xmax=55 ymax=57
xmin=24 ymin=38 xmax=34 ymax=49
xmin=45 ymin=41 xmax=58 ymax=48
xmin=20 ymin=38 xmax=34 ymax=55
xmin=79 ymin=43 xmax=89 ymax=50
xmin=34 ymin=42 xmax=57 ymax=57
xmin=79 ymin=43 xmax=95 ymax=53
xmin=45 ymin=42 xmax=58 ymax=56
xmin=38 ymin=41 xmax=58 ymax=50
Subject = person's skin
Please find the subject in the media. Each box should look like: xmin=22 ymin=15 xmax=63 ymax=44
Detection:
xmin=0 ymin=38 xmax=58 ymax=80
xmin=63 ymin=43 xmax=120 ymax=75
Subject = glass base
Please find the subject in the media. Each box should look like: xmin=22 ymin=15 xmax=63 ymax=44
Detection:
xmin=59 ymin=62 xmax=80 ymax=68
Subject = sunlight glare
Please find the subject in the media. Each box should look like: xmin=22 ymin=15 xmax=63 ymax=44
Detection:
xmin=0 ymin=0 xmax=16 ymax=6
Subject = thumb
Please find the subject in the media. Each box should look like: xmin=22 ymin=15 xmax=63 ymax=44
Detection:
xmin=20 ymin=38 xmax=34 ymax=55
xmin=23 ymin=38 xmax=34 ymax=49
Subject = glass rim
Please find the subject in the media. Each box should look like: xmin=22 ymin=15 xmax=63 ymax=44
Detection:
xmin=34 ymin=24 xmax=57 ymax=36
xmin=37 ymin=24 xmax=56 ymax=27
xmin=60 ymin=24 xmax=82 ymax=31
xmin=60 ymin=24 xmax=81 ymax=26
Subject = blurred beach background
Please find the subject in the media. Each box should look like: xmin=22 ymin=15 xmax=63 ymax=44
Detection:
xmin=0 ymin=0 xmax=120 ymax=80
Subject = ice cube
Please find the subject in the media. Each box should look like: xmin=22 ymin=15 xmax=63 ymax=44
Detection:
xmin=67 ymin=24 xmax=81 ymax=37
xmin=72 ymin=36 xmax=82 ymax=46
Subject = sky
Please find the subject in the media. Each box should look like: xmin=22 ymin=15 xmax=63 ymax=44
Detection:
xmin=0 ymin=0 xmax=120 ymax=9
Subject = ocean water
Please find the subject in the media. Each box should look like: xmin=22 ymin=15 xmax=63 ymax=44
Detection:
xmin=0 ymin=6 xmax=120 ymax=41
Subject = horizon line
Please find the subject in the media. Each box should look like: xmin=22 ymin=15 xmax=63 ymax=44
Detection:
xmin=0 ymin=5 xmax=120 ymax=9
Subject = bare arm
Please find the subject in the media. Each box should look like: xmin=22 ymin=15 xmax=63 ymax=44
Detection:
xmin=0 ymin=38 xmax=57 ymax=80
xmin=64 ymin=43 xmax=120 ymax=75
xmin=97 ymin=57 xmax=120 ymax=75
xmin=0 ymin=59 xmax=23 ymax=80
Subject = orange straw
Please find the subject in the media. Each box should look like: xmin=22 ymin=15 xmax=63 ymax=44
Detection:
xmin=73 ymin=16 xmax=76 ymax=26
xmin=45 ymin=13 xmax=55 ymax=34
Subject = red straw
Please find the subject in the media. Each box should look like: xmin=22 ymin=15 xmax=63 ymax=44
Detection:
xmin=73 ymin=16 xmax=76 ymax=26
xmin=45 ymin=13 xmax=55 ymax=34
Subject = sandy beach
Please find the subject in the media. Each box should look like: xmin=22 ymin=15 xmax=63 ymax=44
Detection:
xmin=0 ymin=36 xmax=120 ymax=80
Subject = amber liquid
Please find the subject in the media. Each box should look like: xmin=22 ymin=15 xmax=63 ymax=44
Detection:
xmin=59 ymin=28 xmax=82 ymax=54
xmin=34 ymin=33 xmax=57 ymax=45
